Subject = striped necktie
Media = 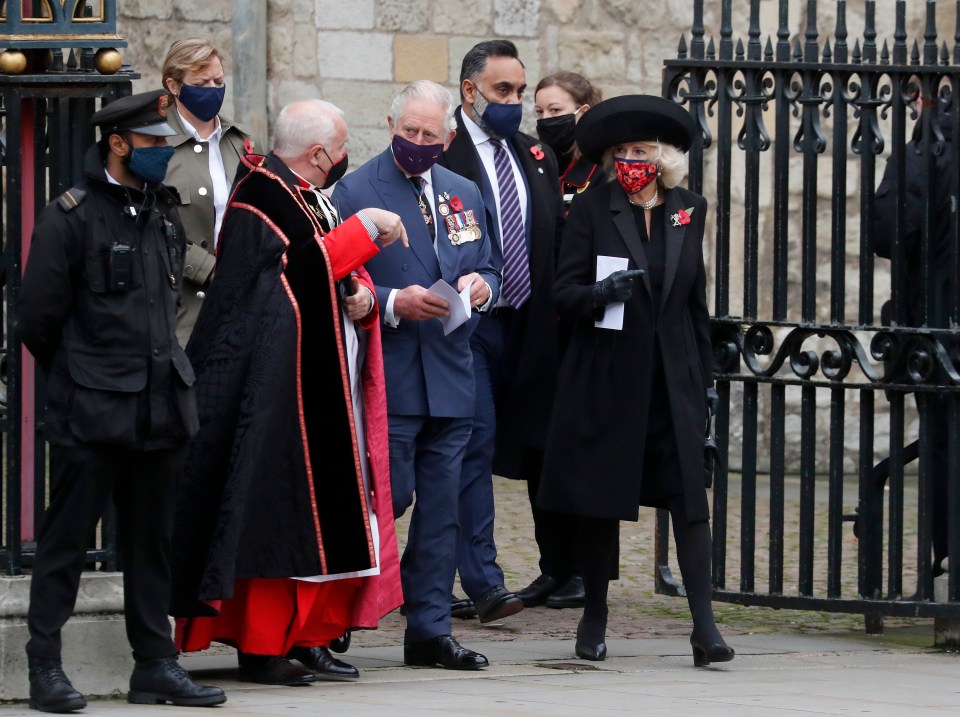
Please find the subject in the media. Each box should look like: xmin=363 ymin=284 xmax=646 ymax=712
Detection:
xmin=492 ymin=140 xmax=531 ymax=307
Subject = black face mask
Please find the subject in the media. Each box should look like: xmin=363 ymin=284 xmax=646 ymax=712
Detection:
xmin=321 ymin=149 xmax=348 ymax=189
xmin=536 ymin=113 xmax=578 ymax=158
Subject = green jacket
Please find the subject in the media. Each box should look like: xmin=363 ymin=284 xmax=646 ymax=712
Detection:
xmin=165 ymin=106 xmax=259 ymax=346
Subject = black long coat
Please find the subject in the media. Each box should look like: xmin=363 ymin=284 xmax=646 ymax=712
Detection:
xmin=438 ymin=108 xmax=565 ymax=467
xmin=538 ymin=182 xmax=714 ymax=523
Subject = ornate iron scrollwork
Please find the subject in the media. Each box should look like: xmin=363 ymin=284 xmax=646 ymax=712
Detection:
xmin=714 ymin=320 xmax=960 ymax=389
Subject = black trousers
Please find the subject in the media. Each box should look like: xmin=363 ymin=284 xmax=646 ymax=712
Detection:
xmin=26 ymin=444 xmax=185 ymax=661
xmin=523 ymin=450 xmax=582 ymax=581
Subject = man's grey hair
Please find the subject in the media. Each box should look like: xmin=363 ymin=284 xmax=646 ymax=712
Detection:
xmin=273 ymin=99 xmax=345 ymax=159
xmin=390 ymin=80 xmax=456 ymax=136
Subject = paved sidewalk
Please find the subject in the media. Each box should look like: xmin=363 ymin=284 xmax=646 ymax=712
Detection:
xmin=2 ymin=633 xmax=955 ymax=716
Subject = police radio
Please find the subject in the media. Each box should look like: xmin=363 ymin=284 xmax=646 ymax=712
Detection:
xmin=108 ymin=243 xmax=133 ymax=292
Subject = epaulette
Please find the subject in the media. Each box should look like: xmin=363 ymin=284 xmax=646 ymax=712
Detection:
xmin=57 ymin=187 xmax=86 ymax=212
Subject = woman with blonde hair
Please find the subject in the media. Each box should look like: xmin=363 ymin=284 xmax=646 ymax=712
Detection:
xmin=539 ymin=95 xmax=734 ymax=667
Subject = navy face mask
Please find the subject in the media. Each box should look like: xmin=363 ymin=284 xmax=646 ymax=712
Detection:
xmin=472 ymin=86 xmax=522 ymax=139
xmin=392 ymin=133 xmax=444 ymax=175
xmin=178 ymin=83 xmax=225 ymax=123
xmin=127 ymin=145 xmax=175 ymax=185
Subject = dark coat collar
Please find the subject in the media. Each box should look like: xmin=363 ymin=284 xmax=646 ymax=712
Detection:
xmin=609 ymin=184 xmax=689 ymax=310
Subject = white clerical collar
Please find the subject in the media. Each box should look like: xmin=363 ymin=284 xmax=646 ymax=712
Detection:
xmin=179 ymin=112 xmax=222 ymax=143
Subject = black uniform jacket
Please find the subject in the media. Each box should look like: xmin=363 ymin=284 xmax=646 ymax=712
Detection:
xmin=17 ymin=145 xmax=196 ymax=449
xmin=439 ymin=108 xmax=565 ymax=468
xmin=539 ymin=182 xmax=714 ymax=522
xmin=170 ymin=153 xmax=381 ymax=615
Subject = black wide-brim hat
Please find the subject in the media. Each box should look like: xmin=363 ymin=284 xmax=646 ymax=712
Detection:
xmin=576 ymin=94 xmax=698 ymax=164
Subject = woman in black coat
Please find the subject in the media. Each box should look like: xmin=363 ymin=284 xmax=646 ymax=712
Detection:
xmin=538 ymin=95 xmax=734 ymax=666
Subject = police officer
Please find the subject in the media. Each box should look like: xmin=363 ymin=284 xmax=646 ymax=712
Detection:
xmin=17 ymin=90 xmax=225 ymax=712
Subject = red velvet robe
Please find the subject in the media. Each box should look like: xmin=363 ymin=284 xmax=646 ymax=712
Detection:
xmin=171 ymin=153 xmax=402 ymax=654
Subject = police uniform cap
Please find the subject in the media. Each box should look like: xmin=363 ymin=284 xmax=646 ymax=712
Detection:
xmin=576 ymin=94 xmax=698 ymax=164
xmin=92 ymin=89 xmax=177 ymax=137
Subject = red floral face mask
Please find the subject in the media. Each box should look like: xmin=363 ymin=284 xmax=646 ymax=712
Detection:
xmin=615 ymin=159 xmax=658 ymax=195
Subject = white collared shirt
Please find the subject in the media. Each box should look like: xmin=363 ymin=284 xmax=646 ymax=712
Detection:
xmin=384 ymin=166 xmax=436 ymax=327
xmin=178 ymin=113 xmax=229 ymax=246
xmin=459 ymin=109 xmax=529 ymax=243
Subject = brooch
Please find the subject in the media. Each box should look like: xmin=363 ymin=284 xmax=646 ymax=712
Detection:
xmin=530 ymin=144 xmax=545 ymax=161
xmin=670 ymin=207 xmax=695 ymax=227
xmin=243 ymin=137 xmax=255 ymax=154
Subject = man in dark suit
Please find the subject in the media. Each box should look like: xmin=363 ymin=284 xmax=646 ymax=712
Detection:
xmin=333 ymin=80 xmax=500 ymax=670
xmin=438 ymin=40 xmax=570 ymax=617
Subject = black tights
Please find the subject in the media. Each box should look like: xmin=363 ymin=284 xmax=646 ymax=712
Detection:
xmin=577 ymin=495 xmax=721 ymax=645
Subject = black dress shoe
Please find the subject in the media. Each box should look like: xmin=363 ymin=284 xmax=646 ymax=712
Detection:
xmin=516 ymin=574 xmax=559 ymax=607
xmin=403 ymin=635 xmax=489 ymax=670
xmin=475 ymin=584 xmax=524 ymax=623
xmin=28 ymin=657 xmax=86 ymax=713
xmin=237 ymin=653 xmax=318 ymax=685
xmin=690 ymin=632 xmax=735 ymax=667
xmin=451 ymin=594 xmax=478 ymax=619
xmin=287 ymin=646 xmax=359 ymax=680
xmin=329 ymin=630 xmax=351 ymax=653
xmin=575 ymin=616 xmax=607 ymax=662
xmin=128 ymin=657 xmax=226 ymax=706
xmin=546 ymin=575 xmax=586 ymax=609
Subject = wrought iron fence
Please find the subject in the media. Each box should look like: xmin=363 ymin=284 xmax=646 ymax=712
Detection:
xmin=656 ymin=0 xmax=960 ymax=628
xmin=1 ymin=1 xmax=133 ymax=576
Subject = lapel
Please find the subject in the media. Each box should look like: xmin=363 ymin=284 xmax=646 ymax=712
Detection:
xmin=429 ymin=166 xmax=462 ymax=282
xmin=375 ymin=150 xmax=440 ymax=278
xmin=444 ymin=109 xmax=502 ymax=255
xmin=659 ymin=189 xmax=688 ymax=312
xmin=507 ymin=134 xmax=537 ymax=248
xmin=610 ymin=187 xmax=652 ymax=298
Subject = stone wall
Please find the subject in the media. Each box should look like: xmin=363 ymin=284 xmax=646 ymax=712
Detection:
xmin=115 ymin=0 xmax=955 ymax=474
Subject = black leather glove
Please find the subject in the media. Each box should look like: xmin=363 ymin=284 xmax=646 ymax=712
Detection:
xmin=592 ymin=269 xmax=646 ymax=307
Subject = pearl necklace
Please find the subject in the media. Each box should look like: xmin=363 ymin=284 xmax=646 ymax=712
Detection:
xmin=628 ymin=188 xmax=659 ymax=209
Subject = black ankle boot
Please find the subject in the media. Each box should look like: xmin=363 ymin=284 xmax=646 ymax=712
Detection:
xmin=28 ymin=657 xmax=86 ymax=713
xmin=574 ymin=614 xmax=607 ymax=661
xmin=690 ymin=630 xmax=735 ymax=667
xmin=128 ymin=657 xmax=226 ymax=706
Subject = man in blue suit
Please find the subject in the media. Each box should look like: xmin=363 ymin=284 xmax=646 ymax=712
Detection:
xmin=332 ymin=80 xmax=500 ymax=670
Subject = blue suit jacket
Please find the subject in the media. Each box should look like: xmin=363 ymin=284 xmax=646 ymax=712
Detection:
xmin=332 ymin=149 xmax=500 ymax=418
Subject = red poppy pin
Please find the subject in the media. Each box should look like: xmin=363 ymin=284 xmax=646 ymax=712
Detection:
xmin=531 ymin=144 xmax=545 ymax=161
xmin=450 ymin=196 xmax=464 ymax=212
xmin=243 ymin=137 xmax=255 ymax=154
xmin=670 ymin=207 xmax=694 ymax=227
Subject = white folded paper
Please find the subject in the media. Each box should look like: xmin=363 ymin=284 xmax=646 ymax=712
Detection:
xmin=428 ymin=277 xmax=474 ymax=335
xmin=595 ymin=255 xmax=629 ymax=331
